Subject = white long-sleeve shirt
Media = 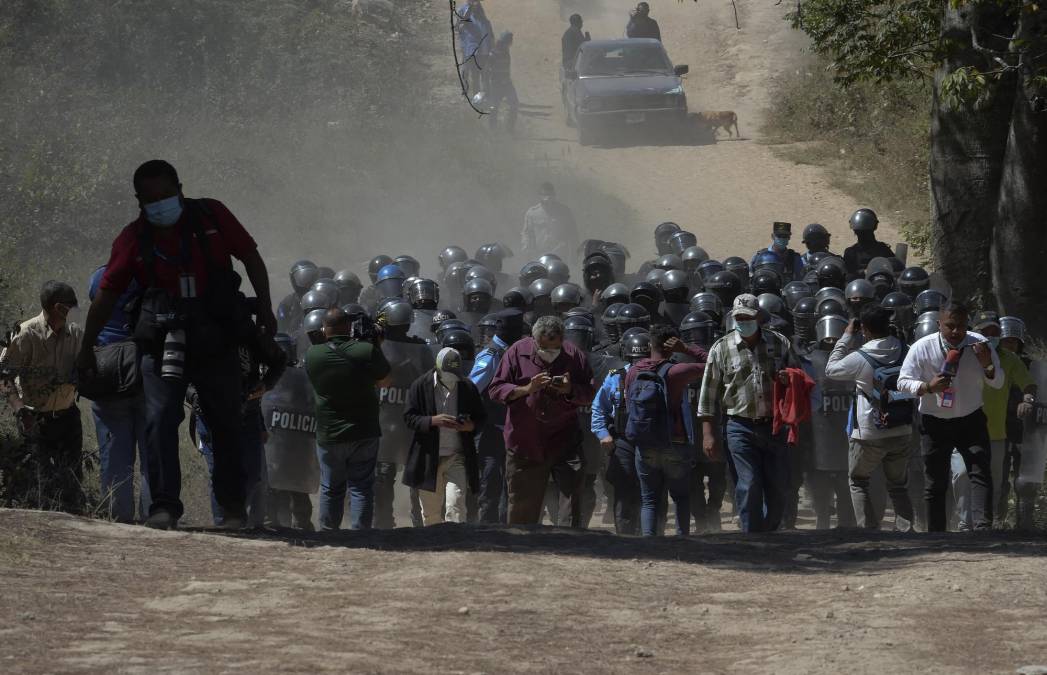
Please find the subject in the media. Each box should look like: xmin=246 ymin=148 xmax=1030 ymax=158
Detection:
xmin=897 ymin=331 xmax=1004 ymax=420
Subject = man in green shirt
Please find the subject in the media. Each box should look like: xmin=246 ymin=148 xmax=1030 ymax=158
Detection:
xmin=305 ymin=307 xmax=392 ymax=530
xmin=952 ymin=312 xmax=1036 ymax=528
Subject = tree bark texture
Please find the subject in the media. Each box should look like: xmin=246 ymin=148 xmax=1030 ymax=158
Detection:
xmin=929 ymin=2 xmax=1017 ymax=309
xmin=991 ymin=7 xmax=1047 ymax=336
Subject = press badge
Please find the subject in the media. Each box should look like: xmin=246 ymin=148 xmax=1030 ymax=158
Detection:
xmin=179 ymin=273 xmax=197 ymax=299
xmin=940 ymin=389 xmax=955 ymax=409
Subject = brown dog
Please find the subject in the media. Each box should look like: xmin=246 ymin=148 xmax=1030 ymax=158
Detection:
xmin=693 ymin=111 xmax=740 ymax=138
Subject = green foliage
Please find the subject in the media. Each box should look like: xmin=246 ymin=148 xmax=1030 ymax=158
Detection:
xmin=789 ymin=0 xmax=944 ymax=83
xmin=939 ymin=65 xmax=989 ymax=108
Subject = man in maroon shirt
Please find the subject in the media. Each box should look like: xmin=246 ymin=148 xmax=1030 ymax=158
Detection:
xmin=489 ymin=315 xmax=595 ymax=526
xmin=623 ymin=325 xmax=707 ymax=536
xmin=76 ymin=160 xmax=277 ymax=530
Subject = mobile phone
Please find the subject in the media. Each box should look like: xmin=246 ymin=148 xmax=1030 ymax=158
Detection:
xmin=456 ymin=414 xmax=471 ymax=424
xmin=551 ymin=375 xmax=567 ymax=386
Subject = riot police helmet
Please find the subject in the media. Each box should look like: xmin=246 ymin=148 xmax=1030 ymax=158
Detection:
xmin=802 ymin=223 xmax=830 ymax=247
xmin=405 ymin=278 xmax=439 ymax=310
xmin=367 ymin=255 xmax=393 ymax=283
xmin=752 ymin=250 xmax=785 ymax=278
xmin=502 ymin=286 xmax=534 ymax=310
xmin=689 ymin=292 xmax=724 ymax=324
xmin=316 ymin=266 xmax=335 ymax=281
xmin=680 ymin=311 xmax=717 ymax=348
xmin=654 ymin=253 xmax=684 ymax=272
xmin=563 ymin=315 xmax=595 ymax=351
xmin=600 ymin=283 xmax=631 ymax=307
xmin=311 ymin=278 xmax=340 ymax=301
xmin=393 ymin=255 xmax=420 ymax=278
xmin=845 ymin=278 xmax=877 ymax=306
xmin=791 ymin=296 xmax=818 ymax=344
xmin=816 ymin=258 xmax=847 ymax=290
xmin=519 ymin=261 xmax=549 ymax=287
xmin=378 ymin=299 xmax=414 ymax=328
xmin=668 ymin=230 xmax=698 ymax=255
xmin=622 ymin=331 xmax=652 ymax=363
xmin=914 ymin=289 xmax=947 ymax=316
xmin=274 ymin=332 xmax=297 ymax=365
xmin=463 ymin=278 xmax=495 ymax=312
xmin=537 ymin=253 xmax=562 ymax=268
xmin=817 ymin=297 xmax=847 ymax=319
xmin=290 ymin=260 xmax=319 ymax=296
xmin=681 ymin=246 xmax=710 ymax=273
xmin=301 ymin=289 xmax=336 ymax=315
xmin=375 ymin=264 xmax=406 ymax=299
xmin=881 ymin=291 xmax=914 ymax=335
xmin=333 ymin=269 xmax=363 ymax=304
xmin=723 ymin=256 xmax=750 ymax=285
xmin=439 ymin=245 xmax=468 ymax=271
xmin=654 ymin=221 xmax=682 ymax=255
xmin=912 ymin=316 xmax=939 ymax=341
xmin=645 ymin=268 xmax=667 ymax=290
xmin=303 ymin=308 xmax=327 ymax=345
xmin=529 ymin=278 xmax=556 ymax=301
xmin=430 ymin=309 xmax=457 ymax=335
xmin=441 ymin=329 xmax=476 ymax=361
xmin=750 ymin=269 xmax=782 ymax=297
xmin=662 ymin=270 xmax=691 ymax=303
xmin=697 ymin=259 xmax=724 ymax=283
xmin=898 ymin=267 xmax=931 ymax=299
xmin=816 ymin=315 xmax=847 ymax=348
xmin=706 ymin=270 xmax=742 ymax=308
xmin=544 ymin=259 xmax=571 ymax=285
xmin=435 ymin=319 xmax=469 ymax=343
xmin=758 ymin=293 xmax=786 ymax=318
xmin=630 ymin=282 xmax=663 ymax=314
xmin=617 ymin=303 xmax=652 ymax=333
xmin=551 ymin=283 xmax=583 ymax=312
xmin=814 ymin=285 xmax=846 ymax=308
xmin=476 ymin=243 xmax=513 ymax=273
xmin=849 ymin=208 xmax=879 ymax=231
xmin=782 ymin=281 xmax=813 ymax=311
xmin=602 ymin=303 xmax=625 ymax=342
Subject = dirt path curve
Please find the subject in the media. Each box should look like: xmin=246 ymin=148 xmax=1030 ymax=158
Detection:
xmin=483 ymin=0 xmax=899 ymax=259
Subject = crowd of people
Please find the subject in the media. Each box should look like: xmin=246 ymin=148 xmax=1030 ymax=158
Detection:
xmin=1 ymin=158 xmax=1043 ymax=536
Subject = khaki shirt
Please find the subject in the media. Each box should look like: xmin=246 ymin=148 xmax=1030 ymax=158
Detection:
xmin=0 ymin=312 xmax=82 ymax=412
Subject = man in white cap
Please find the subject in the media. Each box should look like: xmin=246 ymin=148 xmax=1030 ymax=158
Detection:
xmin=697 ymin=294 xmax=799 ymax=532
xmin=402 ymin=347 xmax=486 ymax=525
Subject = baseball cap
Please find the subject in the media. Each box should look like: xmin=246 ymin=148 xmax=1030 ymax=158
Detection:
xmin=730 ymin=293 xmax=760 ymax=319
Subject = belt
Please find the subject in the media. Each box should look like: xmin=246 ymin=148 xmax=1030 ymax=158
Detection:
xmin=727 ymin=415 xmax=773 ymax=425
xmin=30 ymin=406 xmax=77 ymax=420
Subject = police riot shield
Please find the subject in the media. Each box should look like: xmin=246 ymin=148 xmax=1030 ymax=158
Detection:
xmin=409 ymin=309 xmax=437 ymax=344
xmin=261 ymin=366 xmax=320 ymax=493
xmin=1019 ymin=360 xmax=1047 ymax=488
xmin=378 ymin=339 xmax=435 ymax=464
xmin=276 ymin=292 xmax=304 ymax=335
xmin=806 ymin=349 xmax=852 ymax=473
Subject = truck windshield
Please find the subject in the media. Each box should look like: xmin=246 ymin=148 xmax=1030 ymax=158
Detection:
xmin=578 ymin=44 xmax=673 ymax=77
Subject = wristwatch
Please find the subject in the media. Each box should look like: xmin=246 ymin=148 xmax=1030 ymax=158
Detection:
xmin=1024 ymin=393 xmax=1037 ymax=404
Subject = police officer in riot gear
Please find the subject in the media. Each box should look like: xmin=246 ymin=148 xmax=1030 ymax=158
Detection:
xmin=374 ymin=264 xmax=407 ymax=304
xmin=843 ymin=208 xmax=894 ymax=277
xmin=790 ymin=296 xmax=819 ymax=351
xmin=519 ymin=261 xmax=548 ymax=288
xmin=375 ymin=299 xmax=433 ymax=529
xmin=358 ymin=255 xmax=395 ymax=314
xmin=696 ymin=259 xmax=724 ymax=285
xmin=545 ymin=259 xmax=571 ymax=286
xmin=845 ymin=279 xmax=877 ymax=317
xmin=800 ymin=223 xmax=836 ymax=266
xmin=668 ymin=230 xmax=698 ymax=256
xmin=705 ymin=271 xmax=742 ymax=313
xmin=460 ymin=278 xmax=496 ymax=330
xmin=881 ymin=291 xmax=915 ymax=340
xmin=302 ymin=309 xmax=327 ymax=346
xmin=751 ymin=221 xmax=803 ymax=282
xmin=689 ymin=292 xmax=725 ymax=331
xmin=654 ymin=253 xmax=685 ymax=272
xmin=405 ymin=278 xmax=441 ymax=343
xmin=723 ymin=257 xmax=750 ymax=293
xmin=599 ymin=283 xmax=631 ymax=310
xmin=816 ymin=257 xmax=847 ymax=290
xmin=682 ymin=246 xmax=710 ymax=278
xmin=750 ymin=269 xmax=782 ymax=298
xmin=394 ymin=255 xmax=421 ymax=279
xmin=529 ymin=278 xmax=556 ymax=320
xmin=782 ymin=281 xmax=813 ymax=312
xmin=660 ymin=270 xmax=691 ymax=325
xmin=582 ymin=251 xmax=615 ymax=300
xmin=502 ymin=286 xmax=533 ymax=313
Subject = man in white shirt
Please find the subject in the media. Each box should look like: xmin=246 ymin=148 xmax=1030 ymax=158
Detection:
xmin=897 ymin=302 xmax=1003 ymax=531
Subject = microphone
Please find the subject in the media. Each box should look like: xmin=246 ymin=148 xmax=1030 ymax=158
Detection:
xmin=940 ymin=348 xmax=962 ymax=379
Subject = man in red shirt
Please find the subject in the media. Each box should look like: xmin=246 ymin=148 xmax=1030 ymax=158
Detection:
xmin=77 ymin=160 xmax=276 ymax=530
xmin=488 ymin=315 xmax=595 ymax=526
xmin=623 ymin=325 xmax=707 ymax=536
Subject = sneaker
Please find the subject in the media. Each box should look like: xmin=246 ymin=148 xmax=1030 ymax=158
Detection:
xmin=220 ymin=515 xmax=245 ymax=531
xmin=144 ymin=510 xmax=177 ymax=531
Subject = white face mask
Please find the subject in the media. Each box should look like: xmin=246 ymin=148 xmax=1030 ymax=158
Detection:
xmin=736 ymin=319 xmax=759 ymax=338
xmin=143 ymin=195 xmax=183 ymax=227
xmin=537 ymin=347 xmax=561 ymax=364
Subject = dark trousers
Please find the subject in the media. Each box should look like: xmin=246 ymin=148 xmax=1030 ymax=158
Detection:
xmin=476 ymin=426 xmax=508 ymax=524
xmin=808 ymin=470 xmax=856 ymax=529
xmin=373 ymin=461 xmax=398 ymax=529
xmin=605 ymin=440 xmax=642 ymax=535
xmin=268 ymin=488 xmax=314 ymax=530
xmin=691 ymin=460 xmax=727 ymax=531
xmin=142 ymin=350 xmax=244 ymax=521
xmin=506 ymin=434 xmax=584 ymax=526
xmin=196 ymin=408 xmax=267 ymax=527
xmin=725 ymin=418 xmax=791 ymax=533
xmin=922 ymin=410 xmax=994 ymax=531
xmin=23 ymin=407 xmax=83 ymax=513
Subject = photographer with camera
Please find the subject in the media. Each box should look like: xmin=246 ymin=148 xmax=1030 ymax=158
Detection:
xmin=402 ymin=347 xmax=486 ymax=525
xmin=305 ymin=307 xmax=392 ymax=530
xmin=0 ymin=281 xmax=84 ymax=513
xmin=488 ymin=315 xmax=594 ymax=526
xmin=76 ymin=160 xmax=277 ymax=530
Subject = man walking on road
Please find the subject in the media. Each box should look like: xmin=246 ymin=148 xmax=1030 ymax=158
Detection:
xmin=521 ymin=182 xmax=579 ymax=263
xmin=897 ymin=302 xmax=1003 ymax=531
xmin=562 ymin=13 xmax=590 ymax=71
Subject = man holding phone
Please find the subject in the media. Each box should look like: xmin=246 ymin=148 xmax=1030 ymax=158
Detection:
xmin=898 ymin=302 xmax=1003 ymax=531
xmin=489 ymin=316 xmax=595 ymax=526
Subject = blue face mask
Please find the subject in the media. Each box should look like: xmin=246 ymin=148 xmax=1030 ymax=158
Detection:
xmin=144 ymin=195 xmax=183 ymax=227
xmin=736 ymin=319 xmax=759 ymax=338
xmin=772 ymin=236 xmax=790 ymax=250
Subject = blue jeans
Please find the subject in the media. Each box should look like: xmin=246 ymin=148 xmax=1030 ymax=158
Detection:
xmin=636 ymin=444 xmax=693 ymax=536
xmin=605 ymin=440 xmax=642 ymax=535
xmin=142 ymin=350 xmax=244 ymax=521
xmin=92 ymin=395 xmax=151 ymax=522
xmin=476 ymin=426 xmax=508 ymax=524
xmin=197 ymin=409 xmax=267 ymax=526
xmin=725 ymin=418 xmax=790 ymax=532
xmin=317 ymin=438 xmax=380 ymax=530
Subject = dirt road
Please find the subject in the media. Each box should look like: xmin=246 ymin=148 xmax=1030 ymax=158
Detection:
xmin=2 ymin=510 xmax=1046 ymax=674
xmin=484 ymin=0 xmax=898 ymax=259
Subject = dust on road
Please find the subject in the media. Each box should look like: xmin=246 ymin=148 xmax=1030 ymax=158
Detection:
xmin=2 ymin=510 xmax=1045 ymax=673
xmin=482 ymin=0 xmax=899 ymax=259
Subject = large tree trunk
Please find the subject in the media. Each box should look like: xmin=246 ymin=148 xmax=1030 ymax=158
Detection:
xmin=930 ymin=2 xmax=1016 ymax=307
xmin=991 ymin=7 xmax=1047 ymax=337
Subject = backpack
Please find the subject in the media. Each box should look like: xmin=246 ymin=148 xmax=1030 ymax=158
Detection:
xmin=857 ymin=349 xmax=915 ymax=429
xmin=624 ymin=362 xmax=675 ymax=447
